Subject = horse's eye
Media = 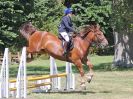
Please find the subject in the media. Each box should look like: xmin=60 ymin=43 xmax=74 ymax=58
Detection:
xmin=97 ymin=33 xmax=101 ymax=35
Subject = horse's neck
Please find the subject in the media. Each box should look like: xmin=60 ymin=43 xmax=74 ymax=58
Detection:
xmin=74 ymin=36 xmax=91 ymax=53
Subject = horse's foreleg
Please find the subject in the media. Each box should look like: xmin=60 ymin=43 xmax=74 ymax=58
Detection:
xmin=26 ymin=47 xmax=34 ymax=61
xmin=74 ymin=60 xmax=86 ymax=90
xmin=86 ymin=59 xmax=94 ymax=83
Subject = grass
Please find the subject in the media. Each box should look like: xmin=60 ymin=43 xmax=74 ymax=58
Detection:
xmin=8 ymin=55 xmax=133 ymax=99
xmin=9 ymin=55 xmax=114 ymax=76
xmin=26 ymin=71 xmax=133 ymax=99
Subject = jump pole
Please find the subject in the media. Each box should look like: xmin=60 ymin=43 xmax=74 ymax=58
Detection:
xmin=50 ymin=56 xmax=61 ymax=90
xmin=34 ymin=56 xmax=61 ymax=92
xmin=2 ymin=47 xmax=75 ymax=97
xmin=34 ymin=56 xmax=75 ymax=92
xmin=9 ymin=54 xmax=75 ymax=95
xmin=15 ymin=47 xmax=27 ymax=98
xmin=66 ymin=62 xmax=75 ymax=90
xmin=49 ymin=56 xmax=75 ymax=90
xmin=0 ymin=48 xmax=9 ymax=98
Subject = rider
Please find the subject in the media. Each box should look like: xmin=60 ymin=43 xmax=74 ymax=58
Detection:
xmin=58 ymin=8 xmax=77 ymax=55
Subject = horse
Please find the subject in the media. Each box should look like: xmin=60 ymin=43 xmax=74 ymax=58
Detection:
xmin=19 ymin=22 xmax=108 ymax=89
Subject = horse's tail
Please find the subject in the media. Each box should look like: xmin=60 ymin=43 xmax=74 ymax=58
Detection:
xmin=19 ymin=22 xmax=37 ymax=40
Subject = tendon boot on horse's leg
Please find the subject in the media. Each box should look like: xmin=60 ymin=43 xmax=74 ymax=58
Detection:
xmin=63 ymin=41 xmax=68 ymax=56
xmin=86 ymin=60 xmax=94 ymax=83
xmin=75 ymin=60 xmax=87 ymax=90
xmin=86 ymin=72 xmax=93 ymax=83
xmin=80 ymin=76 xmax=87 ymax=90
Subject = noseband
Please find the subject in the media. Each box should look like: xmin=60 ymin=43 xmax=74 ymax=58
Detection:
xmin=94 ymin=31 xmax=106 ymax=45
xmin=80 ymin=30 xmax=104 ymax=46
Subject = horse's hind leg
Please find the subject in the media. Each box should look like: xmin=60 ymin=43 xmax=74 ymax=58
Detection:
xmin=73 ymin=59 xmax=86 ymax=90
xmin=86 ymin=58 xmax=94 ymax=83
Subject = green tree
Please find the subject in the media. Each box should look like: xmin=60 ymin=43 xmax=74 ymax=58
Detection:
xmin=72 ymin=0 xmax=111 ymax=28
xmin=0 ymin=0 xmax=63 ymax=51
xmin=67 ymin=0 xmax=113 ymax=55
xmin=112 ymin=0 xmax=133 ymax=67
xmin=0 ymin=0 xmax=34 ymax=51
xmin=32 ymin=0 xmax=64 ymax=34
xmin=0 ymin=0 xmax=114 ymax=54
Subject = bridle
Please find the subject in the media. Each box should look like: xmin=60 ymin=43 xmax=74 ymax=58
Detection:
xmin=93 ymin=30 xmax=107 ymax=48
xmin=80 ymin=29 xmax=105 ymax=47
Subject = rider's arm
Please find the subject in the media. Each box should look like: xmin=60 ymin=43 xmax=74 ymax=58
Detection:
xmin=63 ymin=16 xmax=76 ymax=33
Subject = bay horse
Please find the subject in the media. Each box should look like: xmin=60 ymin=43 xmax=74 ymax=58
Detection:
xmin=19 ymin=22 xmax=108 ymax=89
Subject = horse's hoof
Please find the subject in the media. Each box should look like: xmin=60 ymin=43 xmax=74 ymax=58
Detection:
xmin=87 ymin=79 xmax=91 ymax=83
xmin=86 ymin=75 xmax=93 ymax=83
xmin=80 ymin=84 xmax=86 ymax=90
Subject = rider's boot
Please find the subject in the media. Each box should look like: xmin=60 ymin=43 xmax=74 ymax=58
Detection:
xmin=63 ymin=41 xmax=68 ymax=56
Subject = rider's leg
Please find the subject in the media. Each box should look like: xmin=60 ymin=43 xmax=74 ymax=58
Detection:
xmin=59 ymin=32 xmax=70 ymax=55
xmin=63 ymin=41 xmax=68 ymax=55
xmin=60 ymin=32 xmax=70 ymax=42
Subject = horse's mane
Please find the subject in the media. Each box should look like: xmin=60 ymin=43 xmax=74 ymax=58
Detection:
xmin=79 ymin=22 xmax=98 ymax=38
xmin=79 ymin=22 xmax=98 ymax=36
xmin=80 ymin=25 xmax=92 ymax=34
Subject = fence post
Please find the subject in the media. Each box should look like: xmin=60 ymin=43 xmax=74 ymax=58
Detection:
xmin=66 ymin=62 xmax=75 ymax=90
xmin=0 ymin=48 xmax=9 ymax=98
xmin=50 ymin=56 xmax=61 ymax=90
xmin=16 ymin=47 xmax=27 ymax=98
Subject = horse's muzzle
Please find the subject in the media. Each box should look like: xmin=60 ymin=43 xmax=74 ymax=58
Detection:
xmin=100 ymin=40 xmax=108 ymax=48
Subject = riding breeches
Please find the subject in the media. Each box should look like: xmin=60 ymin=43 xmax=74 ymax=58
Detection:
xmin=59 ymin=32 xmax=70 ymax=42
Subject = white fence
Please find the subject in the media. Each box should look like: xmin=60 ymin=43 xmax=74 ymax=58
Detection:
xmin=0 ymin=47 xmax=75 ymax=98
